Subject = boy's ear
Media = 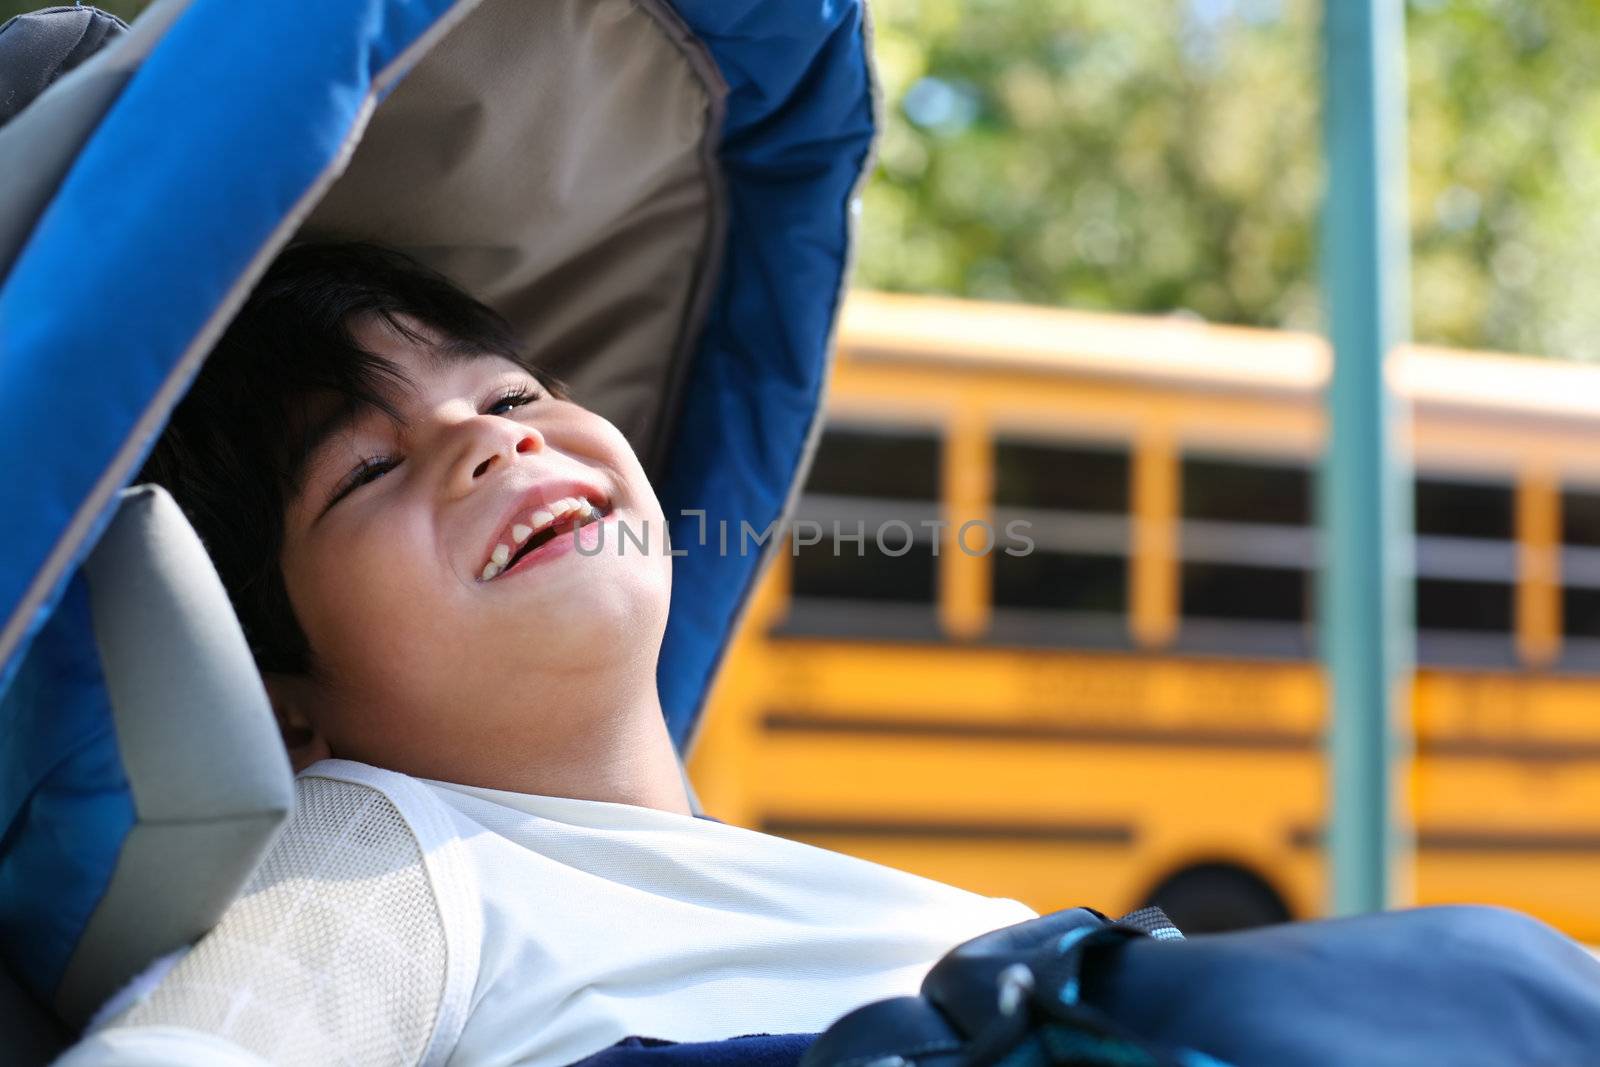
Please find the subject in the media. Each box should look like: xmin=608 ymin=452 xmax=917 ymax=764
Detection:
xmin=260 ymin=672 xmax=332 ymax=773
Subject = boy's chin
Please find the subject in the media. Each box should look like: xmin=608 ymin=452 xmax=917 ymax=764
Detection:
xmin=494 ymin=571 xmax=669 ymax=660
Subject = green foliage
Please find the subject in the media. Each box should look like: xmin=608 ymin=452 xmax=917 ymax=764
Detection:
xmin=1405 ymin=0 xmax=1600 ymax=358
xmin=5 ymin=0 xmax=1599 ymax=356
xmin=862 ymin=0 xmax=1321 ymax=332
xmin=862 ymin=0 xmax=1600 ymax=359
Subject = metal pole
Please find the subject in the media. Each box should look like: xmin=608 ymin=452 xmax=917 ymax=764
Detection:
xmin=1319 ymin=0 xmax=1414 ymax=915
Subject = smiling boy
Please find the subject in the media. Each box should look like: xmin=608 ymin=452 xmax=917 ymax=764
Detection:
xmin=58 ymin=242 xmax=1037 ymax=1067
xmin=53 ymin=243 xmax=1600 ymax=1067
xmin=139 ymin=243 xmax=688 ymax=811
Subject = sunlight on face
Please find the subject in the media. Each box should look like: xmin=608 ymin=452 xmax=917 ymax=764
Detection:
xmin=277 ymin=315 xmax=672 ymax=779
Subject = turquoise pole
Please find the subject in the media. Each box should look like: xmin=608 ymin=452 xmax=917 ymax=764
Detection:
xmin=1318 ymin=0 xmax=1414 ymax=915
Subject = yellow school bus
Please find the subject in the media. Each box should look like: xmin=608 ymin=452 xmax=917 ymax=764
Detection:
xmin=687 ymin=290 xmax=1600 ymax=940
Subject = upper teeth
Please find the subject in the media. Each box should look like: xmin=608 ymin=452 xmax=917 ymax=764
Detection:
xmin=480 ymin=496 xmax=602 ymax=581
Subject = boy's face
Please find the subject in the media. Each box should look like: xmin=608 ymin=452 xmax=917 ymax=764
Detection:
xmin=274 ymin=315 xmax=672 ymax=779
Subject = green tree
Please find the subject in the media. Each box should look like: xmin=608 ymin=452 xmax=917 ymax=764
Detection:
xmin=1404 ymin=0 xmax=1600 ymax=359
xmin=863 ymin=0 xmax=1319 ymax=327
xmin=862 ymin=0 xmax=1600 ymax=359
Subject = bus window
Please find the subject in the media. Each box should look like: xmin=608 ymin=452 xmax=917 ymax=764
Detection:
xmin=1560 ymin=489 xmax=1600 ymax=657
xmin=993 ymin=552 xmax=1127 ymax=613
xmin=1416 ymin=577 xmax=1514 ymax=632
xmin=994 ymin=440 xmax=1128 ymax=513
xmin=1413 ymin=475 xmax=1516 ymax=665
xmin=790 ymin=543 xmax=937 ymax=603
xmin=990 ymin=438 xmax=1130 ymax=647
xmin=804 ymin=427 xmax=942 ymax=501
xmin=1182 ymin=456 xmax=1310 ymax=526
xmin=1566 ymin=588 xmax=1600 ymax=642
xmin=782 ymin=424 xmax=943 ymax=639
xmin=1415 ymin=478 xmax=1514 ymax=540
xmin=1176 ymin=455 xmax=1314 ymax=657
xmin=1181 ymin=562 xmax=1306 ymax=623
xmin=1562 ymin=489 xmax=1600 ymax=548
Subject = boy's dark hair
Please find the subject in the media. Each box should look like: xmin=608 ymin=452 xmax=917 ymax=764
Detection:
xmin=138 ymin=241 xmax=566 ymax=675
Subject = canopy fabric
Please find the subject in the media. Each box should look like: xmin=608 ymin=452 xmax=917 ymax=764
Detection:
xmin=0 ymin=0 xmax=877 ymax=1025
xmin=0 ymin=0 xmax=878 ymax=747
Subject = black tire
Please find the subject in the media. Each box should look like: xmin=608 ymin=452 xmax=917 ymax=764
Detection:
xmin=1142 ymin=863 xmax=1291 ymax=934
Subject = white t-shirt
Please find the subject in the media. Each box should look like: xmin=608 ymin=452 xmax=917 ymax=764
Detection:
xmin=61 ymin=758 xmax=1036 ymax=1067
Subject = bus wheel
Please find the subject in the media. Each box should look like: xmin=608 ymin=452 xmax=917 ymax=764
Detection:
xmin=1141 ymin=863 xmax=1291 ymax=934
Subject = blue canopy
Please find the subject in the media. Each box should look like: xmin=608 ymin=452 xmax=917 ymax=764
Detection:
xmin=0 ymin=0 xmax=877 ymax=748
xmin=0 ymin=0 xmax=876 ymax=1023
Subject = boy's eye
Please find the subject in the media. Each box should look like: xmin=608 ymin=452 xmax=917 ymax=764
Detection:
xmin=486 ymin=386 xmax=540 ymax=417
xmin=320 ymin=386 xmax=538 ymax=514
xmin=330 ymin=457 xmax=398 ymax=507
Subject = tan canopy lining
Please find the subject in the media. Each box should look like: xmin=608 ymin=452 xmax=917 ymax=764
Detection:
xmin=304 ymin=0 xmax=727 ymax=475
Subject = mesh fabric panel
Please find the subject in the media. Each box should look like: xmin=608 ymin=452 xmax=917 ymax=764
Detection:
xmin=109 ymin=776 xmax=449 ymax=1065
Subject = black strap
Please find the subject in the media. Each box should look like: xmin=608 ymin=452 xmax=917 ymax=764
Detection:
xmin=1112 ymin=906 xmax=1185 ymax=942
xmin=964 ymin=920 xmax=1188 ymax=1067
xmin=804 ymin=906 xmax=1211 ymax=1067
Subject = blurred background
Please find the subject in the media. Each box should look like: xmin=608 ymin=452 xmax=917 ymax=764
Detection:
xmin=856 ymin=0 xmax=1599 ymax=360
xmin=28 ymin=0 xmax=1600 ymax=938
xmin=685 ymin=0 xmax=1600 ymax=942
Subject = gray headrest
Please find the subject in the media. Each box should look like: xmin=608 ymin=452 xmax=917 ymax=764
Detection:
xmin=55 ymin=485 xmax=293 ymax=1025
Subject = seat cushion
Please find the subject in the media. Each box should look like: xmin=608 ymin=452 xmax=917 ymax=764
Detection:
xmin=0 ymin=485 xmax=293 ymax=1026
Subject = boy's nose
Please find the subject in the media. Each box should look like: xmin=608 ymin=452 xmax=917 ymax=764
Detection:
xmin=449 ymin=418 xmax=543 ymax=493
xmin=471 ymin=430 xmax=541 ymax=479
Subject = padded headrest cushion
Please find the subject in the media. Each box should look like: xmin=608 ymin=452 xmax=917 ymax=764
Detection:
xmin=0 ymin=5 xmax=127 ymax=128
xmin=0 ymin=485 xmax=293 ymax=1027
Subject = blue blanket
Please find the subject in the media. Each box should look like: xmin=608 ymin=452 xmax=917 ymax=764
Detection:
xmin=578 ymin=905 xmax=1600 ymax=1067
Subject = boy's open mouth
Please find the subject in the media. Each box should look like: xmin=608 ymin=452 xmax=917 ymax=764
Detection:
xmin=480 ymin=494 xmax=609 ymax=581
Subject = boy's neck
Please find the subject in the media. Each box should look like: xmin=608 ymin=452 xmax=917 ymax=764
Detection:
xmin=459 ymin=683 xmax=693 ymax=815
xmin=536 ymin=703 xmax=693 ymax=815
